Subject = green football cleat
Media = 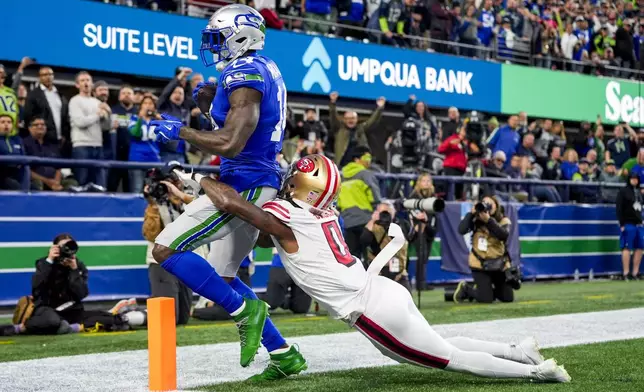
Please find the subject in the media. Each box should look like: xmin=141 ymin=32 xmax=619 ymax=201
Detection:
xmin=233 ymin=299 xmax=269 ymax=367
xmin=248 ymin=345 xmax=308 ymax=381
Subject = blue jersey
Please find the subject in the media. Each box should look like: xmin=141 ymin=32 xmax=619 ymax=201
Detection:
xmin=210 ymin=53 xmax=286 ymax=192
xmin=478 ymin=9 xmax=495 ymax=46
xmin=128 ymin=116 xmax=162 ymax=163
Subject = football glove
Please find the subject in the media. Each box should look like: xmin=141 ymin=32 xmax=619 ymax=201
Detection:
xmin=151 ymin=113 xmax=183 ymax=143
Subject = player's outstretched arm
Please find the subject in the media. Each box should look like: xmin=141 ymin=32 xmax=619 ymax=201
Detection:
xmin=199 ymin=177 xmax=298 ymax=253
xmin=179 ymin=87 xmax=261 ymax=158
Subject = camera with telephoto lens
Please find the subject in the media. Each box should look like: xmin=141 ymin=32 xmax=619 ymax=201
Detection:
xmin=375 ymin=210 xmax=393 ymax=230
xmin=55 ymin=240 xmax=79 ymax=264
xmin=398 ymin=197 xmax=445 ymax=214
xmin=474 ymin=201 xmax=492 ymax=213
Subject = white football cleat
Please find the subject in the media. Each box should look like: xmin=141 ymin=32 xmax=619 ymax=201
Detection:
xmin=173 ymin=168 xmax=202 ymax=194
xmin=535 ymin=358 xmax=571 ymax=383
xmin=518 ymin=337 xmax=545 ymax=365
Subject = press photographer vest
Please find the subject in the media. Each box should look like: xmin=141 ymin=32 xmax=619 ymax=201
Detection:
xmin=469 ymin=217 xmax=511 ymax=270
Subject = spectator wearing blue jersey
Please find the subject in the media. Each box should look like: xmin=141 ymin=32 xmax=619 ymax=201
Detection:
xmin=629 ymin=149 xmax=644 ymax=185
xmin=128 ymin=95 xmax=161 ymax=193
xmin=634 ymin=22 xmax=644 ymax=70
xmin=0 ymin=115 xmax=27 ymax=190
xmin=497 ymin=16 xmax=516 ymax=61
xmin=560 ymin=148 xmax=579 ymax=181
xmin=263 ymin=249 xmax=312 ymax=314
xmin=478 ymin=0 xmax=496 ymax=51
xmin=573 ymin=16 xmax=593 ymax=52
xmin=487 ymin=115 xmax=520 ymax=168
xmin=337 ymin=0 xmax=365 ymax=39
xmin=302 ymin=0 xmax=333 ymax=34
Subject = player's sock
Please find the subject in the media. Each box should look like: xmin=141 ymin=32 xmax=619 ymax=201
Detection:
xmin=161 ymin=252 xmax=244 ymax=314
xmin=445 ymin=337 xmax=513 ymax=359
xmin=229 ymin=276 xmax=287 ymax=352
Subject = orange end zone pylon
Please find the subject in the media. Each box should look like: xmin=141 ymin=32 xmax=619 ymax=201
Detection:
xmin=148 ymin=297 xmax=177 ymax=391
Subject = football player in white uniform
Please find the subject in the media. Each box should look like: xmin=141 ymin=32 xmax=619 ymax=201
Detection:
xmin=178 ymin=154 xmax=571 ymax=382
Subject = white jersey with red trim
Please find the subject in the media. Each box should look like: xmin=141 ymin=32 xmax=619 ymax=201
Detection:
xmin=262 ymin=198 xmax=369 ymax=320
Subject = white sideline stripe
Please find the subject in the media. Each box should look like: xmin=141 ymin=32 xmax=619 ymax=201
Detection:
xmin=0 ymin=240 xmax=148 ymax=248
xmin=521 ymin=251 xmax=621 ymax=258
xmin=1 ymin=308 xmax=643 ymax=392
xmin=521 ymin=236 xmax=618 ymax=241
xmin=0 ymin=217 xmax=143 ymax=222
xmin=518 ymin=220 xmax=617 ymax=224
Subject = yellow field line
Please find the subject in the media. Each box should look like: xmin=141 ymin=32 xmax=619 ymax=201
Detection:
xmin=518 ymin=300 xmax=554 ymax=305
xmin=0 ymin=340 xmax=14 ymax=345
xmin=81 ymin=331 xmax=137 ymax=337
xmin=184 ymin=316 xmax=328 ymax=330
xmin=584 ymin=294 xmax=615 ymax=300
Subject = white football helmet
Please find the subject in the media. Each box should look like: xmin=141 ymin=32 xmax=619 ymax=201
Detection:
xmin=200 ymin=4 xmax=266 ymax=71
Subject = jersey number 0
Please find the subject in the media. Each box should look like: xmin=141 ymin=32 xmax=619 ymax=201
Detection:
xmin=321 ymin=221 xmax=356 ymax=267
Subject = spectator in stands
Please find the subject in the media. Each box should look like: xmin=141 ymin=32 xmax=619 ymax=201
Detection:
xmin=337 ymin=0 xmax=365 ymax=38
xmin=593 ymin=26 xmax=615 ymax=57
xmin=157 ymin=68 xmax=190 ymax=163
xmin=586 ymin=149 xmax=600 ymax=178
xmin=438 ymin=124 xmax=467 ymax=199
xmin=0 ymin=115 xmax=25 ymax=190
xmin=635 ymin=21 xmax=644 ymax=70
xmin=133 ymin=88 xmax=145 ymax=105
xmin=23 ymin=117 xmax=77 ymax=191
xmin=24 ymin=66 xmax=70 ymax=155
xmin=108 ymin=85 xmax=137 ymax=192
xmin=263 ymin=250 xmax=312 ymax=314
xmin=497 ymin=16 xmax=517 ymax=61
xmin=441 ymin=106 xmax=460 ymax=141
xmin=615 ymin=19 xmax=635 ymax=75
xmin=453 ymin=3 xmax=479 ymax=57
xmin=599 ymin=159 xmax=621 ymax=203
xmin=3 ymin=57 xmax=34 ymax=136
xmin=571 ymin=158 xmax=598 ymax=203
xmin=542 ymin=145 xmax=562 ymax=181
xmin=328 ymin=91 xmax=385 ymax=166
xmin=128 ymin=95 xmax=162 ymax=193
xmin=428 ymin=0 xmax=453 ymax=53
xmin=487 ymin=115 xmax=520 ymax=168
xmin=606 ymin=124 xmax=636 ymax=168
xmin=16 ymin=83 xmax=28 ymax=136
xmin=616 ymin=171 xmax=643 ymax=280
xmin=629 ymin=148 xmax=644 ymax=184
xmin=277 ymin=0 xmax=304 ymax=30
xmin=500 ymin=0 xmax=524 ymax=37
xmin=516 ymin=132 xmax=537 ymax=164
xmin=485 ymin=150 xmax=508 ymax=178
xmin=337 ymin=146 xmax=382 ymax=259
xmin=93 ymin=81 xmax=115 ymax=176
xmin=302 ymin=0 xmax=333 ymax=34
xmin=367 ymin=0 xmax=409 ymax=46
xmin=294 ymin=107 xmax=328 ymax=144
xmin=478 ymin=0 xmax=496 ymax=54
xmin=69 ymin=71 xmax=109 ymax=188
xmin=561 ymin=148 xmax=579 ymax=180
xmin=561 ymin=21 xmax=579 ymax=64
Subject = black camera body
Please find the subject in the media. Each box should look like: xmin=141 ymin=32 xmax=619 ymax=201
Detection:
xmin=474 ymin=201 xmax=492 ymax=213
xmin=55 ymin=240 xmax=79 ymax=264
xmin=144 ymin=168 xmax=173 ymax=201
xmin=376 ymin=210 xmax=393 ymax=230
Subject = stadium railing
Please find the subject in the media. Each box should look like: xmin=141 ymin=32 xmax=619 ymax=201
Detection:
xmin=178 ymin=0 xmax=644 ymax=80
xmin=0 ymin=155 xmax=624 ymax=203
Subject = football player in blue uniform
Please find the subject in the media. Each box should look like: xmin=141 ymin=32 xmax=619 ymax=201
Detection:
xmin=150 ymin=4 xmax=306 ymax=380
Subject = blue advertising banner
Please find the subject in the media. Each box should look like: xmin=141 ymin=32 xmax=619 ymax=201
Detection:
xmin=1 ymin=0 xmax=501 ymax=110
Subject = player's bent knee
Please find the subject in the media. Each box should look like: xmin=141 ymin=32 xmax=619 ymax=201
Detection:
xmin=152 ymin=244 xmax=175 ymax=264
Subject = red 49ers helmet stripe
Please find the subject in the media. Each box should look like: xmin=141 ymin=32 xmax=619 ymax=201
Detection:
xmin=314 ymin=155 xmax=340 ymax=209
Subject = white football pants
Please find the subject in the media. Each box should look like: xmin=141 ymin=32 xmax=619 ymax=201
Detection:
xmin=354 ymin=276 xmax=539 ymax=379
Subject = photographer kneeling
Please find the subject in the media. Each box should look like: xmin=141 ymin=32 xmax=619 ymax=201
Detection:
xmin=454 ymin=196 xmax=518 ymax=303
xmin=24 ymin=234 xmax=131 ymax=334
xmin=361 ymin=202 xmax=413 ymax=292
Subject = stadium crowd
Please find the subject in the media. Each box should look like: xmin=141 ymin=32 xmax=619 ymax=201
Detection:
xmin=99 ymin=0 xmax=644 ymax=77
xmin=0 ymin=54 xmax=642 ymax=204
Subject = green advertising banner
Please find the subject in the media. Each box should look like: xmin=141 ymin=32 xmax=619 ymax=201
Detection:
xmin=501 ymin=64 xmax=644 ymax=126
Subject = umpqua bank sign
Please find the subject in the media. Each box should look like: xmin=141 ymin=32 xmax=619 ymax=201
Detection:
xmin=296 ymin=37 xmax=501 ymax=111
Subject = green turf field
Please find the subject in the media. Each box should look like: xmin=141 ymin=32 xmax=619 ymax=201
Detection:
xmin=206 ymin=339 xmax=644 ymax=392
xmin=1 ymin=280 xmax=643 ymax=363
